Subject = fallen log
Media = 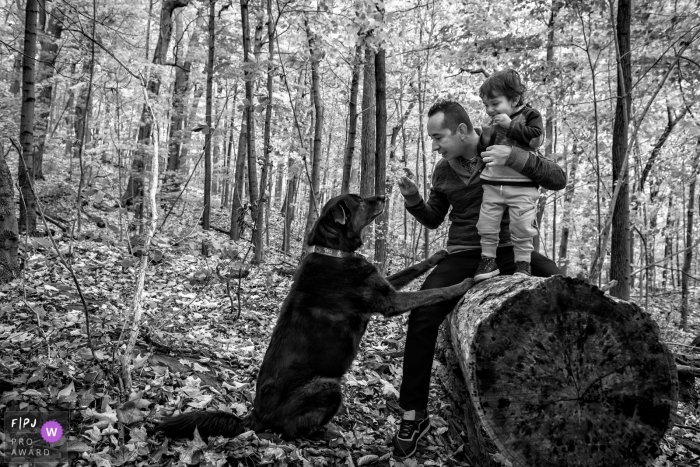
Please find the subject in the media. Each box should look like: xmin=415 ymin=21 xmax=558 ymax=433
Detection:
xmin=445 ymin=275 xmax=678 ymax=467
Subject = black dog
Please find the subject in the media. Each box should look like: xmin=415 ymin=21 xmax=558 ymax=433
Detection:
xmin=156 ymin=194 xmax=473 ymax=439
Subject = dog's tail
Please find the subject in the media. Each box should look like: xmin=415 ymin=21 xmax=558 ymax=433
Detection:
xmin=155 ymin=411 xmax=252 ymax=440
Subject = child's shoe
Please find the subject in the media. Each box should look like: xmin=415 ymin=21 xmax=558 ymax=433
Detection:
xmin=514 ymin=261 xmax=531 ymax=276
xmin=474 ymin=256 xmax=499 ymax=282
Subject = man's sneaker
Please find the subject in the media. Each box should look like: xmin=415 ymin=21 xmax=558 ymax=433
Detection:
xmin=514 ymin=261 xmax=531 ymax=276
xmin=392 ymin=410 xmax=431 ymax=458
xmin=474 ymin=255 xmax=499 ymax=283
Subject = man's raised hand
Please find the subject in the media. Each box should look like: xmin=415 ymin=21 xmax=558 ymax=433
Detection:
xmin=398 ymin=169 xmax=419 ymax=197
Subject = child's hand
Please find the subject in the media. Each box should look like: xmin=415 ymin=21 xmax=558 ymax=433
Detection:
xmin=493 ymin=113 xmax=512 ymax=128
xmin=480 ymin=123 xmax=494 ymax=144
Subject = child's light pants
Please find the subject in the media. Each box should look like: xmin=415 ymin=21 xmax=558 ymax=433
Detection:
xmin=477 ymin=184 xmax=539 ymax=262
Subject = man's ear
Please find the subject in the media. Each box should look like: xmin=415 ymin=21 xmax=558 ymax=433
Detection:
xmin=458 ymin=118 xmax=475 ymax=136
xmin=330 ymin=202 xmax=347 ymax=224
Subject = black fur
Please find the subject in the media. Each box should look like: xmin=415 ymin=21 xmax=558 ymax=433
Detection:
xmin=155 ymin=194 xmax=473 ymax=439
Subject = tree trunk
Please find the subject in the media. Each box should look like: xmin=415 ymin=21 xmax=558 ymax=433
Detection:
xmin=18 ymin=0 xmax=39 ymax=235
xmin=0 ymin=148 xmax=19 ymax=283
xmin=610 ymin=0 xmax=632 ymax=299
xmin=374 ymin=47 xmax=388 ymax=272
xmin=341 ymin=44 xmax=362 ymax=195
xmin=302 ymin=17 xmax=323 ymax=250
xmin=253 ymin=0 xmax=274 ymax=264
xmin=203 ymin=0 xmax=215 ymax=232
xmin=240 ymin=0 xmax=259 ymax=228
xmin=222 ymin=85 xmax=238 ymax=208
xmin=533 ymin=0 xmax=562 ymax=253
xmin=179 ymin=82 xmax=204 ymax=170
xmin=444 ymin=275 xmax=677 ymax=467
xmin=165 ymin=9 xmax=201 ymax=192
xmin=662 ymin=194 xmax=674 ymax=290
xmin=640 ymin=105 xmax=689 ymax=192
xmin=359 ymin=47 xmax=376 ymax=198
xmin=680 ymin=138 xmax=700 ymax=330
xmin=229 ymin=118 xmax=247 ymax=241
xmin=558 ymin=142 xmax=578 ymax=274
xmin=122 ymin=0 xmax=190 ymax=209
xmin=33 ymin=0 xmax=64 ymax=180
xmin=281 ymin=158 xmax=298 ymax=254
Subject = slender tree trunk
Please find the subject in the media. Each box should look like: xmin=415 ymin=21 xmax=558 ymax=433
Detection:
xmin=281 ymin=158 xmax=298 ymax=254
xmin=374 ymin=47 xmax=388 ymax=271
xmin=253 ymin=0 xmax=274 ymax=263
xmin=680 ymin=138 xmax=700 ymax=330
xmin=203 ymin=0 xmax=215 ymax=232
xmin=557 ymin=142 xmax=577 ymax=275
xmin=533 ymin=0 xmax=562 ymax=252
xmin=18 ymin=0 xmax=39 ymax=234
xmin=302 ymin=17 xmax=323 ymax=249
xmin=359 ymin=46 xmax=376 ymax=198
xmin=241 ymin=0 xmax=259 ymax=226
xmin=222 ymin=85 xmax=238 ymax=208
xmin=274 ymin=159 xmax=285 ymax=209
xmin=179 ymin=82 xmax=204 ymax=170
xmin=230 ymin=118 xmax=247 ymax=241
xmin=165 ymin=10 xmax=201 ymax=191
xmin=640 ymin=105 xmax=689 ymax=191
xmin=416 ymin=61 xmax=429 ymax=259
xmin=122 ymin=0 xmax=190 ymax=210
xmin=662 ymin=194 xmax=674 ymax=290
xmin=0 ymin=148 xmax=19 ymax=283
xmin=609 ymin=0 xmax=632 ymax=299
xmin=33 ymin=0 xmax=64 ymax=179
xmin=342 ymin=44 xmax=362 ymax=195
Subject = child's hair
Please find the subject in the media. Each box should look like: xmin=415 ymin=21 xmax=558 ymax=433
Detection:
xmin=479 ymin=69 xmax=527 ymax=105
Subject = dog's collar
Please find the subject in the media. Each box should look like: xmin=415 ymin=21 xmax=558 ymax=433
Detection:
xmin=308 ymin=246 xmax=361 ymax=258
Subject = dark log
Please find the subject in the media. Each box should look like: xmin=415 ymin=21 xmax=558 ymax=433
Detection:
xmin=447 ymin=275 xmax=678 ymax=467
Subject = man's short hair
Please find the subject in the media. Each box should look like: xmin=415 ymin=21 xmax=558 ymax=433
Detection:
xmin=427 ymin=99 xmax=472 ymax=134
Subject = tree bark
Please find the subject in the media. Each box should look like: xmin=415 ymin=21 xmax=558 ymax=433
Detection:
xmin=229 ymin=118 xmax=247 ymax=241
xmin=558 ymin=142 xmax=578 ymax=275
xmin=680 ymin=138 xmax=700 ymax=330
xmin=661 ymin=194 xmax=674 ymax=289
xmin=533 ymin=0 xmax=562 ymax=253
xmin=359 ymin=47 xmax=376 ymax=198
xmin=33 ymin=0 xmax=64 ymax=179
xmin=0 ymin=149 xmax=19 ymax=283
xmin=240 ymin=0 xmax=259 ymax=227
xmin=610 ymin=0 xmax=632 ymax=299
xmin=18 ymin=0 xmax=39 ymax=235
xmin=374 ymin=47 xmax=387 ymax=271
xmin=253 ymin=0 xmax=274 ymax=264
xmin=341 ymin=44 xmax=362 ymax=195
xmin=302 ymin=17 xmax=323 ymax=250
xmin=445 ymin=275 xmax=677 ymax=467
xmin=122 ymin=0 xmax=190 ymax=210
xmin=203 ymin=0 xmax=215 ymax=232
xmin=165 ymin=9 xmax=201 ymax=191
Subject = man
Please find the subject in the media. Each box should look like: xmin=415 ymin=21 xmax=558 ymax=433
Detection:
xmin=392 ymin=100 xmax=566 ymax=458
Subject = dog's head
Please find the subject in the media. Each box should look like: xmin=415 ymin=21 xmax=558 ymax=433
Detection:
xmin=307 ymin=194 xmax=385 ymax=252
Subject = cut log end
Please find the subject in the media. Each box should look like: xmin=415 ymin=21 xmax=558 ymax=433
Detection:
xmin=456 ymin=276 xmax=678 ymax=467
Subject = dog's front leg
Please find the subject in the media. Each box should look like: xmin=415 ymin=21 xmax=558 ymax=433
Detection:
xmin=381 ymin=278 xmax=474 ymax=317
xmin=386 ymin=250 xmax=448 ymax=290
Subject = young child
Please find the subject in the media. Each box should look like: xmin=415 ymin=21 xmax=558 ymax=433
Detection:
xmin=472 ymin=69 xmax=544 ymax=282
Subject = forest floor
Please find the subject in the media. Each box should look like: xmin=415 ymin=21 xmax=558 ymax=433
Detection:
xmin=2 ymin=174 xmax=700 ymax=466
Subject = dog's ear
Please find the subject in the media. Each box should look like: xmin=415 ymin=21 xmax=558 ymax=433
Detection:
xmin=330 ymin=202 xmax=348 ymax=225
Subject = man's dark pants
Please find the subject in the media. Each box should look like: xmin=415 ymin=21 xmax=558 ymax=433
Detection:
xmin=398 ymin=246 xmax=562 ymax=411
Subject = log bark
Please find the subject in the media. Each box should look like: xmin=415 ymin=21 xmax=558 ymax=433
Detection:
xmin=446 ymin=275 xmax=677 ymax=467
